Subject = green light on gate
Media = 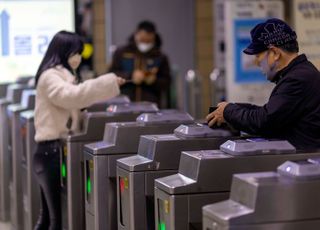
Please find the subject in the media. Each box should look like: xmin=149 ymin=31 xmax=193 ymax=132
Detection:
xmin=159 ymin=222 xmax=166 ymax=230
xmin=61 ymin=163 xmax=66 ymax=178
xmin=87 ymin=178 xmax=91 ymax=194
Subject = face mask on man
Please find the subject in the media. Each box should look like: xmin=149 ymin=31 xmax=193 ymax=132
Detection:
xmin=260 ymin=51 xmax=279 ymax=82
xmin=137 ymin=42 xmax=154 ymax=53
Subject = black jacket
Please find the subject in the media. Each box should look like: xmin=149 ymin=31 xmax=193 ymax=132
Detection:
xmin=108 ymin=43 xmax=171 ymax=108
xmin=224 ymin=54 xmax=320 ymax=149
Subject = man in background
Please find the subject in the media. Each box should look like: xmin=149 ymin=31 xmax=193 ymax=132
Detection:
xmin=108 ymin=20 xmax=171 ymax=108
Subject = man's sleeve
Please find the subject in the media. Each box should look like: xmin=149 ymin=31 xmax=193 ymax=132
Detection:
xmin=223 ymin=76 xmax=307 ymax=135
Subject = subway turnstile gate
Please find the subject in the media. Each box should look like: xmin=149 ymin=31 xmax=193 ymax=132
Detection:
xmin=20 ymin=110 xmax=40 ymax=230
xmin=0 ymin=83 xmax=9 ymax=98
xmin=117 ymin=123 xmax=238 ymax=230
xmin=86 ymin=95 xmax=130 ymax=112
xmin=203 ymin=158 xmax=320 ymax=230
xmin=61 ymin=102 xmax=159 ymax=230
xmin=83 ymin=111 xmax=195 ymax=230
xmin=8 ymin=90 xmax=35 ymax=230
xmin=154 ymin=139 xmax=320 ymax=230
xmin=0 ymin=84 xmax=31 ymax=221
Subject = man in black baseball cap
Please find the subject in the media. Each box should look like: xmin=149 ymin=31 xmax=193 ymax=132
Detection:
xmin=243 ymin=18 xmax=299 ymax=82
xmin=243 ymin=18 xmax=298 ymax=55
xmin=207 ymin=18 xmax=320 ymax=149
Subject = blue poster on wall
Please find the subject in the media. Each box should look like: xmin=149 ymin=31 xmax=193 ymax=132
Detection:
xmin=234 ymin=18 xmax=268 ymax=83
xmin=0 ymin=0 xmax=75 ymax=83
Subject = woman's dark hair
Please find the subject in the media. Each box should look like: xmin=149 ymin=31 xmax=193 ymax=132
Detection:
xmin=35 ymin=31 xmax=84 ymax=86
xmin=128 ymin=20 xmax=162 ymax=49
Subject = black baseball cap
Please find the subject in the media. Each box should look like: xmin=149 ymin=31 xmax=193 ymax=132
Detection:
xmin=243 ymin=18 xmax=297 ymax=55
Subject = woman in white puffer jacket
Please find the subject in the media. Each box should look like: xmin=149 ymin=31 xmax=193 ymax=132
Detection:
xmin=32 ymin=31 xmax=125 ymax=230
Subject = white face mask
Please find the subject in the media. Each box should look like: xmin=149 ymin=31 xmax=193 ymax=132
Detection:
xmin=260 ymin=51 xmax=278 ymax=82
xmin=137 ymin=43 xmax=154 ymax=53
xmin=68 ymin=53 xmax=82 ymax=70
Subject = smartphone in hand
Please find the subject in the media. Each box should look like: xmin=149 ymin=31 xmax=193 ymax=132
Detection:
xmin=207 ymin=106 xmax=217 ymax=128
xmin=209 ymin=106 xmax=218 ymax=114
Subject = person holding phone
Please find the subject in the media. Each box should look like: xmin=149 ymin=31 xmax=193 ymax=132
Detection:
xmin=33 ymin=31 xmax=125 ymax=230
xmin=206 ymin=18 xmax=320 ymax=149
xmin=108 ymin=20 xmax=171 ymax=108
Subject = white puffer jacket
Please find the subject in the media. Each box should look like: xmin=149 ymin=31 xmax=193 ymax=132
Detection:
xmin=34 ymin=65 xmax=119 ymax=142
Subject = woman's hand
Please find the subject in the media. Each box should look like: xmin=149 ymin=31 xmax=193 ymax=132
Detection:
xmin=116 ymin=77 xmax=126 ymax=86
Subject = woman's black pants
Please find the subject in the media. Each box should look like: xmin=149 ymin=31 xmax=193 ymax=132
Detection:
xmin=32 ymin=140 xmax=62 ymax=230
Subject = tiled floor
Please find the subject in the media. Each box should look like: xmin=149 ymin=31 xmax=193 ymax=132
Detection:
xmin=0 ymin=221 xmax=10 ymax=230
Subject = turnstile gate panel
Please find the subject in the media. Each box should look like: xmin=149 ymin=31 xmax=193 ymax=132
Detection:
xmin=86 ymin=95 xmax=130 ymax=112
xmin=202 ymin=158 xmax=320 ymax=230
xmin=61 ymin=101 xmax=159 ymax=230
xmin=8 ymin=90 xmax=36 ymax=230
xmin=20 ymin=110 xmax=40 ymax=230
xmin=0 ymin=83 xmax=9 ymax=98
xmin=83 ymin=111 xmax=195 ymax=230
xmin=0 ymin=84 xmax=31 ymax=221
xmin=117 ymin=123 xmax=238 ymax=230
xmin=6 ymin=84 xmax=31 ymax=104
xmin=154 ymin=139 xmax=320 ymax=230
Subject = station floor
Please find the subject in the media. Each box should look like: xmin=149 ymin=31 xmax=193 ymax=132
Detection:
xmin=0 ymin=221 xmax=10 ymax=230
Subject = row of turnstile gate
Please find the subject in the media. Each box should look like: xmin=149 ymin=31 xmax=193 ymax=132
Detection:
xmin=0 ymin=82 xmax=36 ymax=230
xmin=1 ymin=81 xmax=320 ymax=230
